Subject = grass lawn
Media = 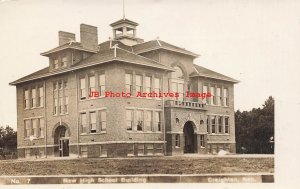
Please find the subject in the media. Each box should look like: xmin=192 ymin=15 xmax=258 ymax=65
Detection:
xmin=0 ymin=156 xmax=274 ymax=176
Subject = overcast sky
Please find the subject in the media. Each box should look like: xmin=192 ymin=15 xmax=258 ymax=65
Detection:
xmin=0 ymin=0 xmax=300 ymax=130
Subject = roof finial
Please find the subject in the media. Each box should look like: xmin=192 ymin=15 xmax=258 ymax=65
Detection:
xmin=123 ymin=0 xmax=125 ymax=20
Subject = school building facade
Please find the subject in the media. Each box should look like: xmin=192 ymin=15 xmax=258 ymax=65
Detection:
xmin=10 ymin=17 xmax=238 ymax=158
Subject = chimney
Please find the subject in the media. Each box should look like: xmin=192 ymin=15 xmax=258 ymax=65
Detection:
xmin=80 ymin=24 xmax=98 ymax=51
xmin=58 ymin=31 xmax=76 ymax=46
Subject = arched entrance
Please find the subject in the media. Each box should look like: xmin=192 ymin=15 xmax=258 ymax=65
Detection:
xmin=54 ymin=125 xmax=70 ymax=157
xmin=183 ymin=121 xmax=197 ymax=153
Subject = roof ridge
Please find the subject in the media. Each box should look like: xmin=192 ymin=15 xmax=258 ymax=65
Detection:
xmin=116 ymin=47 xmax=168 ymax=67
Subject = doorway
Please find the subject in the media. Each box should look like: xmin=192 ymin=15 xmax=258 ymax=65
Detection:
xmin=183 ymin=121 xmax=196 ymax=153
xmin=54 ymin=125 xmax=70 ymax=157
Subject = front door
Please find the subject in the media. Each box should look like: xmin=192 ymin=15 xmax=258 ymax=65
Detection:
xmin=183 ymin=121 xmax=196 ymax=153
xmin=59 ymin=138 xmax=69 ymax=157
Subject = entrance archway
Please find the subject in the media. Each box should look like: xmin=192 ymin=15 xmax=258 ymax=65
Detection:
xmin=183 ymin=121 xmax=197 ymax=153
xmin=54 ymin=125 xmax=69 ymax=157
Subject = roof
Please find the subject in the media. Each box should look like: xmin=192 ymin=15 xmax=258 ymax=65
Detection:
xmin=10 ymin=47 xmax=174 ymax=85
xmin=99 ymin=40 xmax=133 ymax=52
xmin=191 ymin=64 xmax=239 ymax=83
xmin=110 ymin=18 xmax=139 ymax=27
xmin=40 ymin=42 xmax=98 ymax=56
xmin=132 ymin=40 xmax=199 ymax=57
xmin=77 ymin=47 xmax=174 ymax=71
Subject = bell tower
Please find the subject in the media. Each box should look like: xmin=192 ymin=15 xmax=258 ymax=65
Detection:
xmin=110 ymin=18 xmax=143 ymax=46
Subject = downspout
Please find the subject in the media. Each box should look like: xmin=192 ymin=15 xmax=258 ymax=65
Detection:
xmin=162 ymin=72 xmax=166 ymax=155
xmin=44 ymin=80 xmax=47 ymax=158
xmin=75 ymin=72 xmax=79 ymax=158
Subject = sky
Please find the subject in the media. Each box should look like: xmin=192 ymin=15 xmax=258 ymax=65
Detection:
xmin=0 ymin=0 xmax=300 ymax=130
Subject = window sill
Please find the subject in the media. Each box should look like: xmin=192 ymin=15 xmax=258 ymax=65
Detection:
xmin=205 ymin=104 xmax=230 ymax=108
xmin=53 ymin=113 xmax=69 ymax=117
xmin=130 ymin=96 xmax=162 ymax=101
xmin=208 ymin=133 xmax=230 ymax=136
xmin=24 ymin=137 xmax=44 ymax=141
xmin=80 ymin=132 xmax=107 ymax=136
xmin=126 ymin=131 xmax=163 ymax=134
xmin=24 ymin=106 xmax=44 ymax=110
xmin=79 ymin=96 xmax=106 ymax=102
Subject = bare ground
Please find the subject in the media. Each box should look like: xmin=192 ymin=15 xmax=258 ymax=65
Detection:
xmin=0 ymin=156 xmax=274 ymax=176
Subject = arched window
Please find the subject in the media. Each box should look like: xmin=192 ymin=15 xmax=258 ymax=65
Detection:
xmin=171 ymin=66 xmax=185 ymax=101
xmin=175 ymin=134 xmax=180 ymax=147
xmin=171 ymin=66 xmax=184 ymax=79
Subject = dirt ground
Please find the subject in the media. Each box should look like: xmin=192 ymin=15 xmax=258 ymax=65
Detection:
xmin=0 ymin=156 xmax=274 ymax=176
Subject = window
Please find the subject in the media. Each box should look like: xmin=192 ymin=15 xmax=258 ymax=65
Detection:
xmin=126 ymin=110 xmax=133 ymax=130
xmin=135 ymin=75 xmax=143 ymax=94
xmin=58 ymin=81 xmax=63 ymax=90
xmin=53 ymin=82 xmax=58 ymax=90
xmin=54 ymin=59 xmax=59 ymax=69
xmin=53 ymin=80 xmax=68 ymax=115
xmin=200 ymin=135 xmax=205 ymax=147
xmin=224 ymin=88 xmax=229 ymax=106
xmin=154 ymin=78 xmax=161 ymax=96
xmin=127 ymin=144 xmax=134 ymax=156
xmin=172 ymin=66 xmax=184 ymax=79
xmin=25 ymin=149 xmax=30 ymax=159
xmin=54 ymin=98 xmax=58 ymax=115
xmin=175 ymin=134 xmax=180 ymax=147
xmin=137 ymin=144 xmax=144 ymax=156
xmin=125 ymin=73 xmax=133 ymax=95
xmin=100 ymin=145 xmax=108 ymax=157
xmin=136 ymin=110 xmax=143 ymax=131
xmin=38 ymin=86 xmax=44 ymax=107
xmin=218 ymin=116 xmax=223 ymax=133
xmin=81 ymin=146 xmax=87 ymax=157
xmin=80 ymin=113 xmax=87 ymax=134
xmin=99 ymin=73 xmax=105 ymax=96
xmin=59 ymin=96 xmax=63 ymax=114
xmin=225 ymin=117 xmax=229 ymax=133
xmin=89 ymin=76 xmax=95 ymax=97
xmin=90 ymin=112 xmax=96 ymax=133
xmin=64 ymin=81 xmax=68 ymax=89
xmin=145 ymin=111 xmax=152 ymax=132
xmin=61 ymin=56 xmax=67 ymax=67
xmin=99 ymin=110 xmax=106 ymax=131
xmin=172 ymin=82 xmax=184 ymax=101
xmin=154 ymin=111 xmax=161 ymax=132
xmin=64 ymin=96 xmax=68 ymax=114
xmin=32 ymin=119 xmax=38 ymax=137
xmin=203 ymin=84 xmax=208 ymax=104
xmin=217 ymin=87 xmax=221 ymax=106
xmin=80 ymin=77 xmax=86 ymax=99
xmin=171 ymin=66 xmax=184 ymax=101
xmin=145 ymin=76 xmax=152 ymax=93
xmin=146 ymin=144 xmax=154 ymax=155
xmin=154 ymin=144 xmax=163 ymax=155
xmin=31 ymin=88 xmax=36 ymax=107
xmin=24 ymin=89 xmax=29 ymax=109
xmin=206 ymin=116 xmax=210 ymax=133
xmin=25 ymin=120 xmax=31 ymax=138
xmin=39 ymin=118 xmax=44 ymax=138
xmin=211 ymin=116 xmax=216 ymax=134
xmin=24 ymin=118 xmax=45 ymax=139
xmin=210 ymin=86 xmax=216 ymax=105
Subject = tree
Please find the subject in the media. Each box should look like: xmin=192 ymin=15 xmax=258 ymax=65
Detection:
xmin=235 ymin=96 xmax=274 ymax=154
xmin=0 ymin=125 xmax=17 ymax=153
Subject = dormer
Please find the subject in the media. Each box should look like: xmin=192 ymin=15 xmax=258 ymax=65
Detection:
xmin=110 ymin=18 xmax=144 ymax=46
xmin=41 ymin=24 xmax=99 ymax=71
